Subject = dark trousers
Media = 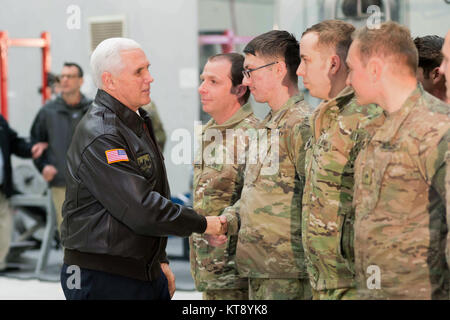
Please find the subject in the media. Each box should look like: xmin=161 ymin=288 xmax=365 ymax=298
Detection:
xmin=60 ymin=263 xmax=170 ymax=300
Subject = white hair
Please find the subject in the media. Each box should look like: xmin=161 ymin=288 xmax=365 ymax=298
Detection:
xmin=90 ymin=37 xmax=142 ymax=89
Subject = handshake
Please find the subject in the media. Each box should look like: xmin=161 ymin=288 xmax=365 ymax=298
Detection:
xmin=204 ymin=216 xmax=227 ymax=235
xmin=204 ymin=216 xmax=228 ymax=247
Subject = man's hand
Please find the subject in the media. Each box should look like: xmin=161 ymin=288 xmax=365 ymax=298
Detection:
xmin=42 ymin=164 xmax=58 ymax=182
xmin=161 ymin=263 xmax=175 ymax=299
xmin=204 ymin=216 xmax=227 ymax=235
xmin=205 ymin=234 xmax=228 ymax=247
xmin=31 ymin=142 xmax=48 ymax=159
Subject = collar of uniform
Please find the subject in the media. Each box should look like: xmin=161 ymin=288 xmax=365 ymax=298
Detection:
xmin=203 ymin=102 xmax=254 ymax=133
xmin=372 ymin=84 xmax=422 ymax=143
xmin=263 ymin=93 xmax=304 ymax=129
xmin=311 ymin=86 xmax=354 ymax=139
xmin=95 ymin=89 xmax=145 ymax=137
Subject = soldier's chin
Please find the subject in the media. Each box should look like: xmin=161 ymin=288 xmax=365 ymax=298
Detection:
xmin=355 ymin=95 xmax=367 ymax=106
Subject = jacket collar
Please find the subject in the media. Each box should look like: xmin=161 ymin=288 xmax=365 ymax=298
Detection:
xmin=263 ymin=93 xmax=304 ymax=129
xmin=203 ymin=102 xmax=254 ymax=133
xmin=372 ymin=84 xmax=423 ymax=143
xmin=54 ymin=93 xmax=91 ymax=111
xmin=95 ymin=89 xmax=145 ymax=137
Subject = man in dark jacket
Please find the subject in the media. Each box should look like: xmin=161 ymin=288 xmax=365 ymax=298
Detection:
xmin=0 ymin=115 xmax=47 ymax=271
xmin=60 ymin=38 xmax=225 ymax=300
xmin=30 ymin=62 xmax=92 ymax=233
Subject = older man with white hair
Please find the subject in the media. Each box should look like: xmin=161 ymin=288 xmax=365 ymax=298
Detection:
xmin=60 ymin=38 xmax=225 ymax=300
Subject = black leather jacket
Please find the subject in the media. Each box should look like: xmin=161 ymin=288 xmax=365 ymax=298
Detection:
xmin=61 ymin=90 xmax=206 ymax=281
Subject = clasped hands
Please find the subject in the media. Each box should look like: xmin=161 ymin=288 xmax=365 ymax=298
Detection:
xmin=204 ymin=216 xmax=228 ymax=247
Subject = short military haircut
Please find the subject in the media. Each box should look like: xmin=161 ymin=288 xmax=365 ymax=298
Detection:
xmin=64 ymin=62 xmax=83 ymax=77
xmin=413 ymin=35 xmax=444 ymax=79
xmin=243 ymin=30 xmax=300 ymax=84
xmin=208 ymin=53 xmax=250 ymax=104
xmin=302 ymin=19 xmax=355 ymax=67
xmin=352 ymin=21 xmax=418 ymax=75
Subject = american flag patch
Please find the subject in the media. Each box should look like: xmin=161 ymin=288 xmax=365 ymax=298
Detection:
xmin=105 ymin=149 xmax=129 ymax=164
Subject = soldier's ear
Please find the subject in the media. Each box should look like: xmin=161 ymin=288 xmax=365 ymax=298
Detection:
xmin=367 ymin=57 xmax=383 ymax=83
xmin=329 ymin=55 xmax=341 ymax=75
xmin=276 ymin=60 xmax=288 ymax=79
xmin=231 ymin=84 xmax=247 ymax=100
xmin=431 ymin=66 xmax=444 ymax=84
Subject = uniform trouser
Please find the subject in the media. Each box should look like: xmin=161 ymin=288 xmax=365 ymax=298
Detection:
xmin=248 ymin=278 xmax=312 ymax=300
xmin=203 ymin=288 xmax=249 ymax=300
xmin=50 ymin=186 xmax=66 ymax=235
xmin=60 ymin=264 xmax=170 ymax=300
xmin=311 ymin=287 xmax=359 ymax=300
xmin=0 ymin=192 xmax=12 ymax=270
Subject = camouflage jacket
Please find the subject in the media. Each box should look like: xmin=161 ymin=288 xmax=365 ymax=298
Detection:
xmin=302 ymin=86 xmax=382 ymax=291
xmin=190 ymin=103 xmax=260 ymax=291
xmin=353 ymin=85 xmax=450 ymax=299
xmin=222 ymin=94 xmax=312 ymax=279
xmin=141 ymin=101 xmax=167 ymax=152
xmin=447 ymin=151 xmax=450 ymax=269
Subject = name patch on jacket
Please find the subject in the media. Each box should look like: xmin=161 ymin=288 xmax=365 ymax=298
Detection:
xmin=105 ymin=149 xmax=129 ymax=164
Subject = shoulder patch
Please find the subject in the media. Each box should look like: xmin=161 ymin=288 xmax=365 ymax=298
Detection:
xmin=105 ymin=148 xmax=129 ymax=164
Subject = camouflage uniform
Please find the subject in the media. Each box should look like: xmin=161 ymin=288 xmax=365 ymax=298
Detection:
xmin=447 ymin=152 xmax=450 ymax=269
xmin=302 ymin=86 xmax=382 ymax=299
xmin=353 ymin=85 xmax=450 ymax=300
xmin=141 ymin=101 xmax=167 ymax=152
xmin=190 ymin=103 xmax=259 ymax=300
xmin=222 ymin=94 xmax=313 ymax=300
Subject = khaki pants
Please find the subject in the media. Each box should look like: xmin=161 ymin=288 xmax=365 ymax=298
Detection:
xmin=50 ymin=186 xmax=66 ymax=235
xmin=0 ymin=193 xmax=12 ymax=270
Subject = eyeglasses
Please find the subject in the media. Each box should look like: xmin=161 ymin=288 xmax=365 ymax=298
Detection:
xmin=242 ymin=61 xmax=278 ymax=78
xmin=59 ymin=74 xmax=80 ymax=79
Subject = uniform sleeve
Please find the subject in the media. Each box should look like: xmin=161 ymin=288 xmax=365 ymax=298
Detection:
xmin=424 ymin=130 xmax=449 ymax=271
xmin=288 ymin=117 xmax=312 ymax=177
xmin=220 ymin=126 xmax=257 ymax=236
xmin=221 ymin=198 xmax=241 ymax=235
xmin=445 ymin=151 xmax=450 ymax=269
xmin=425 ymin=129 xmax=449 ymax=201
xmin=77 ymin=134 xmax=207 ymax=238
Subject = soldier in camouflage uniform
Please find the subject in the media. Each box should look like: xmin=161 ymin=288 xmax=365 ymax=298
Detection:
xmin=141 ymin=101 xmax=167 ymax=152
xmin=218 ymin=30 xmax=313 ymax=300
xmin=439 ymin=31 xmax=450 ymax=104
xmin=441 ymin=31 xmax=450 ymax=268
xmin=296 ymin=20 xmax=383 ymax=300
xmin=447 ymin=151 xmax=450 ymax=270
xmin=190 ymin=53 xmax=259 ymax=300
xmin=347 ymin=22 xmax=450 ymax=299
xmin=413 ymin=35 xmax=446 ymax=102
